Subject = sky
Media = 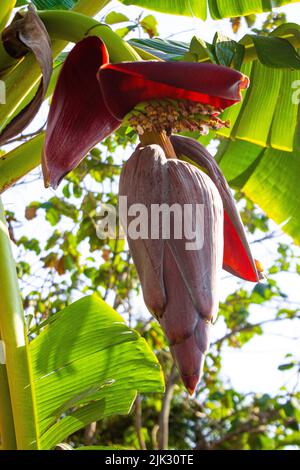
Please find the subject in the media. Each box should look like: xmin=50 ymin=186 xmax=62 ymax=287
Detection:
xmin=1 ymin=0 xmax=300 ymax=396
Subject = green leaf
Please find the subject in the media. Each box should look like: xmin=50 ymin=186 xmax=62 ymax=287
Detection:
xmin=216 ymin=140 xmax=300 ymax=245
xmin=277 ymin=432 xmax=300 ymax=448
xmin=0 ymin=1 xmax=16 ymax=31
xmin=115 ymin=25 xmax=137 ymax=38
xmin=129 ymin=37 xmax=190 ymax=61
xmin=215 ymin=24 xmax=300 ymax=152
xmin=15 ymin=0 xmax=82 ymax=10
xmin=245 ymin=14 xmax=257 ymax=28
xmin=278 ymin=362 xmax=297 ymax=371
xmin=213 ymin=32 xmax=245 ymax=69
xmin=29 ymin=295 xmax=164 ymax=449
xmin=31 ymin=0 xmax=78 ymax=9
xmin=105 ymin=12 xmax=130 ymax=24
xmin=187 ymin=36 xmax=217 ymax=63
xmin=120 ymin=0 xmax=300 ymax=20
xmin=141 ymin=15 xmax=159 ymax=38
xmin=121 ymin=0 xmax=207 ymax=19
xmin=242 ymin=34 xmax=300 ymax=68
xmin=213 ymin=27 xmax=300 ymax=69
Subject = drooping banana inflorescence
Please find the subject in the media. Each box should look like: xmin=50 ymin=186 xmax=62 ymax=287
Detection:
xmin=119 ymin=144 xmax=224 ymax=394
xmin=40 ymin=35 xmax=261 ymax=395
xmin=119 ymin=133 xmax=263 ymax=394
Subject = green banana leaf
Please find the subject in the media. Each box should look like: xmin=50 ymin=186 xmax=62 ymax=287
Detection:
xmin=17 ymin=0 xmax=78 ymax=9
xmin=129 ymin=38 xmax=190 ymax=61
xmin=216 ymin=139 xmax=300 ymax=244
xmin=120 ymin=0 xmax=300 ymax=20
xmin=12 ymin=0 xmax=80 ymax=9
xmin=212 ymin=25 xmax=300 ymax=241
xmin=21 ymin=0 xmax=110 ymax=10
xmin=28 ymin=294 xmax=164 ymax=449
xmin=0 ymin=1 xmax=16 ymax=31
xmin=216 ymin=24 xmax=300 ymax=152
xmin=218 ymin=60 xmax=300 ymax=152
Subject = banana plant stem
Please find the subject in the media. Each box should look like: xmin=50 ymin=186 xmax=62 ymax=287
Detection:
xmin=38 ymin=11 xmax=140 ymax=61
xmin=74 ymin=0 xmax=111 ymax=13
xmin=0 ymin=0 xmax=17 ymax=32
xmin=0 ymin=330 xmax=16 ymax=449
xmin=0 ymin=133 xmax=44 ymax=193
xmin=0 ymin=199 xmax=38 ymax=449
xmin=0 ymin=0 xmax=113 ymax=72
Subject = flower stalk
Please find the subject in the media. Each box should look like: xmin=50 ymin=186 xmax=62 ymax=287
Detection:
xmin=38 ymin=11 xmax=140 ymax=62
xmin=139 ymin=132 xmax=177 ymax=159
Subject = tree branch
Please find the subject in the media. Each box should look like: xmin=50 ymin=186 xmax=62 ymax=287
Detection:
xmin=158 ymin=364 xmax=177 ymax=450
xmin=213 ymin=314 xmax=300 ymax=348
xmin=134 ymin=395 xmax=146 ymax=450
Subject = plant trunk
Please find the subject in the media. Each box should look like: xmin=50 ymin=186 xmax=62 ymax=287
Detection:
xmin=158 ymin=364 xmax=177 ymax=450
xmin=0 ymin=330 xmax=16 ymax=449
xmin=0 ymin=198 xmax=38 ymax=449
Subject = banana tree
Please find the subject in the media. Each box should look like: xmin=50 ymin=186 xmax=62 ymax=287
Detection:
xmin=0 ymin=0 xmax=299 ymax=451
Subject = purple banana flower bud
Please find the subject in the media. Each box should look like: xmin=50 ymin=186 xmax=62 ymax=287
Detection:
xmin=170 ymin=135 xmax=263 ymax=282
xmin=119 ymin=145 xmax=223 ymax=394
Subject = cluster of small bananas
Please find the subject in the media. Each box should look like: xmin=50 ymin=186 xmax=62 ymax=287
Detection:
xmin=126 ymin=99 xmax=230 ymax=136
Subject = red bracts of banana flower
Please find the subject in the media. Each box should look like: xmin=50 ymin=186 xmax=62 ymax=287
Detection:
xmin=98 ymin=61 xmax=249 ymax=120
xmin=43 ymin=36 xmax=249 ymax=189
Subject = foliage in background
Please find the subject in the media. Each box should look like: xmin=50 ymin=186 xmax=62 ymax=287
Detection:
xmin=119 ymin=0 xmax=299 ymax=20
xmin=16 ymin=0 xmax=300 ymax=19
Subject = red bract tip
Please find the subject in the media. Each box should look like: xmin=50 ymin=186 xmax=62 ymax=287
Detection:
xmin=223 ymin=211 xmax=259 ymax=281
xmin=182 ymin=374 xmax=202 ymax=396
